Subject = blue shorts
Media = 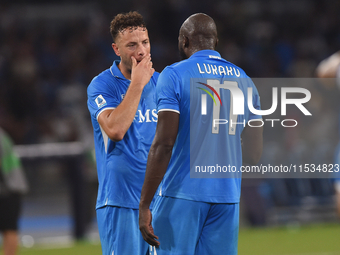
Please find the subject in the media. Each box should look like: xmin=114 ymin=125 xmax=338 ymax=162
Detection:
xmin=151 ymin=196 xmax=239 ymax=255
xmin=97 ymin=206 xmax=149 ymax=255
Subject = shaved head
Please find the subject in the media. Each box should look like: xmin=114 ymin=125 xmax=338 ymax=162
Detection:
xmin=178 ymin=13 xmax=218 ymax=59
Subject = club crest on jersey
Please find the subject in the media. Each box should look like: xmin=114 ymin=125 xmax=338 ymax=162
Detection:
xmin=95 ymin=95 xmax=107 ymax=108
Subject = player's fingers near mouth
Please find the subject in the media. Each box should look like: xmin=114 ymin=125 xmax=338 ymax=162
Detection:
xmin=131 ymin=56 xmax=137 ymax=67
xmin=141 ymin=54 xmax=151 ymax=65
xmin=148 ymin=60 xmax=153 ymax=69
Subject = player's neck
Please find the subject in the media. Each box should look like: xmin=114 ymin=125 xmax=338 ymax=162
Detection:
xmin=118 ymin=63 xmax=132 ymax=80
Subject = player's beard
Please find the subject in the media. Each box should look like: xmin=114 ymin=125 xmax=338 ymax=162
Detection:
xmin=120 ymin=57 xmax=132 ymax=74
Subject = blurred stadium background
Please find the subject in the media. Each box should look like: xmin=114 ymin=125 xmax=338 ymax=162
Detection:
xmin=0 ymin=0 xmax=340 ymax=253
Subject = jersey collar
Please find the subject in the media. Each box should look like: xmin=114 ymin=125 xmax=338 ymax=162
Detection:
xmin=110 ymin=60 xmax=127 ymax=80
xmin=189 ymin=50 xmax=221 ymax=59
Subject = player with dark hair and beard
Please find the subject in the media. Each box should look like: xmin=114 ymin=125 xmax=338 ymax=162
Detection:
xmin=87 ymin=11 xmax=158 ymax=255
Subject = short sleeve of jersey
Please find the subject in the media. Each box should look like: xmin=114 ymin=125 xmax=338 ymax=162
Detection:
xmin=87 ymin=77 xmax=120 ymax=120
xmin=156 ymin=67 xmax=180 ymax=113
xmin=248 ymin=79 xmax=262 ymax=120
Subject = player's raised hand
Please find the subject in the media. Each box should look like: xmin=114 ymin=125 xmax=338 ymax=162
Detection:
xmin=131 ymin=54 xmax=155 ymax=89
xmin=139 ymin=207 xmax=160 ymax=247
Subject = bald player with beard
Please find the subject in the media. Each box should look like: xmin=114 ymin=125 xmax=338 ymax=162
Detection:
xmin=139 ymin=13 xmax=263 ymax=254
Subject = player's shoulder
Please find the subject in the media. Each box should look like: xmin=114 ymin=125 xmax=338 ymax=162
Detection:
xmin=221 ymin=57 xmax=249 ymax=78
xmin=89 ymin=68 xmax=113 ymax=86
xmin=224 ymin=61 xmax=258 ymax=91
xmin=160 ymin=60 xmax=190 ymax=78
xmin=87 ymin=68 xmax=116 ymax=93
xmin=171 ymin=59 xmax=192 ymax=69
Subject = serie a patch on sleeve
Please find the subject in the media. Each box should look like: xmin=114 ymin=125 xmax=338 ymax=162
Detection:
xmin=95 ymin=95 xmax=107 ymax=108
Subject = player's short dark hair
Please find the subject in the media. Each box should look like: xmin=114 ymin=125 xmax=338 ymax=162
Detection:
xmin=110 ymin=11 xmax=146 ymax=42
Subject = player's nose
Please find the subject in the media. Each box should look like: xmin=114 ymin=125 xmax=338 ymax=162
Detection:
xmin=137 ymin=44 xmax=147 ymax=57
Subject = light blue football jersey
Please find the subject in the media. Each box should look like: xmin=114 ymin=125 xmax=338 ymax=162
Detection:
xmin=156 ymin=50 xmax=261 ymax=203
xmin=87 ymin=61 xmax=159 ymax=209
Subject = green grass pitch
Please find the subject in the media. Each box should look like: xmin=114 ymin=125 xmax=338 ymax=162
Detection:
xmin=17 ymin=223 xmax=340 ymax=255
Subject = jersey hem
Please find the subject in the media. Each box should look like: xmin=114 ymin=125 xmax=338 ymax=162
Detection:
xmin=96 ymin=200 xmax=154 ymax=210
xmin=159 ymin=193 xmax=240 ymax=204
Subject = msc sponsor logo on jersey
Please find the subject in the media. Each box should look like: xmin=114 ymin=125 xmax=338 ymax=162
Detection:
xmin=135 ymin=109 xmax=158 ymax=123
xmin=95 ymin=95 xmax=107 ymax=108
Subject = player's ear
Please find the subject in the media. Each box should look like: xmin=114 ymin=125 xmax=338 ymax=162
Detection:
xmin=215 ymin=38 xmax=219 ymax=48
xmin=183 ymin=36 xmax=189 ymax=49
xmin=112 ymin=43 xmax=120 ymax=57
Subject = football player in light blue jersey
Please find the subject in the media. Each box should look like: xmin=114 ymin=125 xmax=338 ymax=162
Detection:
xmin=139 ymin=13 xmax=263 ymax=254
xmin=87 ymin=11 xmax=159 ymax=255
xmin=316 ymin=51 xmax=340 ymax=218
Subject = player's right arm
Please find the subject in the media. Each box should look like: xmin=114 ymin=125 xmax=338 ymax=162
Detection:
xmin=98 ymin=55 xmax=154 ymax=141
xmin=139 ymin=111 xmax=179 ymax=247
xmin=139 ymin=66 xmax=180 ymax=247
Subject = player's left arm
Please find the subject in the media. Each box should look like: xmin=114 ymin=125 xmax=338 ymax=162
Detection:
xmin=139 ymin=111 xmax=179 ymax=247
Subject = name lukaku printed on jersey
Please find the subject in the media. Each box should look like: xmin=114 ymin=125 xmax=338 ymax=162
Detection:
xmin=197 ymin=63 xmax=241 ymax=77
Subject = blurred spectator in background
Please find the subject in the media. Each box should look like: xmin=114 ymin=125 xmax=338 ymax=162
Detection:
xmin=0 ymin=127 xmax=28 ymax=255
xmin=316 ymin=51 xmax=340 ymax=217
xmin=316 ymin=51 xmax=340 ymax=79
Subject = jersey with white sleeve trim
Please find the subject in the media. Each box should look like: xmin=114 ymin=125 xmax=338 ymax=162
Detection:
xmin=156 ymin=50 xmax=261 ymax=203
xmin=87 ymin=60 xmax=159 ymax=209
